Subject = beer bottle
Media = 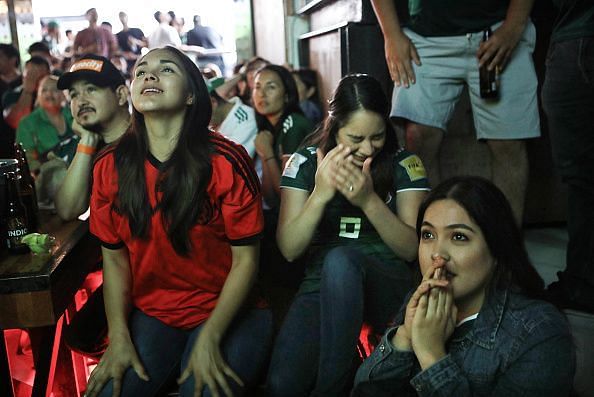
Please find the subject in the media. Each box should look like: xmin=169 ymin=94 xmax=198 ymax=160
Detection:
xmin=14 ymin=143 xmax=38 ymax=231
xmin=4 ymin=172 xmax=29 ymax=254
xmin=479 ymin=28 xmax=499 ymax=99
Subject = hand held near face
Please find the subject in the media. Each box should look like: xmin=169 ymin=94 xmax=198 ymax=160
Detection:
xmin=392 ymin=260 xmax=449 ymax=351
xmin=312 ymin=144 xmax=350 ymax=204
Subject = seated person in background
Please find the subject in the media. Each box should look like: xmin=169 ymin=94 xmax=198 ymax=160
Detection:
xmin=2 ymin=56 xmax=50 ymax=130
xmin=292 ymin=68 xmax=323 ymax=126
xmin=0 ymin=43 xmax=22 ymax=156
xmin=85 ymin=47 xmax=272 ymax=397
xmin=28 ymin=41 xmax=54 ymax=70
xmin=239 ymin=56 xmax=269 ymax=105
xmin=251 ymin=64 xmax=313 ymax=296
xmin=16 ymin=75 xmax=77 ymax=173
xmin=267 ymin=74 xmax=429 ymax=397
xmin=207 ymin=76 xmax=258 ymax=160
xmin=55 ymin=54 xmax=130 ymax=221
xmin=199 ymin=63 xmax=222 ymax=79
xmin=54 ymin=55 xmax=130 ymax=358
xmin=252 ymin=64 xmax=312 ymax=209
xmin=353 ymin=176 xmax=575 ymax=397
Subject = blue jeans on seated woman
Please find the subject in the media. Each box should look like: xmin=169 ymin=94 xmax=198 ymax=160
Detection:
xmin=266 ymin=246 xmax=412 ymax=397
xmin=96 ymin=307 xmax=273 ymax=397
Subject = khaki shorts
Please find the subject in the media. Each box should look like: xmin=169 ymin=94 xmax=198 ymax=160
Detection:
xmin=391 ymin=21 xmax=541 ymax=140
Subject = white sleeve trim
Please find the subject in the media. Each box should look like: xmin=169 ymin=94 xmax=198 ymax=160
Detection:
xmin=395 ymin=187 xmax=431 ymax=193
xmin=280 ymin=186 xmax=310 ymax=192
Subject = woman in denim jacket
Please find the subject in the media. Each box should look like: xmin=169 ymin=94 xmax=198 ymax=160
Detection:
xmin=353 ymin=176 xmax=575 ymax=397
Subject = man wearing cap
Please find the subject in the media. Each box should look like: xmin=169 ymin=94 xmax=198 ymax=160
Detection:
xmin=54 ymin=54 xmax=130 ymax=358
xmin=55 ymin=54 xmax=129 ymax=220
xmin=208 ymin=76 xmax=258 ymax=161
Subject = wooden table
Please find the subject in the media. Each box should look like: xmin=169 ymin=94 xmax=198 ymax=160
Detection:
xmin=0 ymin=211 xmax=101 ymax=397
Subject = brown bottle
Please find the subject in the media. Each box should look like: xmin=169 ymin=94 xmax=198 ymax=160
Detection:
xmin=479 ymin=28 xmax=499 ymax=99
xmin=14 ymin=143 xmax=38 ymax=231
xmin=4 ymin=172 xmax=29 ymax=254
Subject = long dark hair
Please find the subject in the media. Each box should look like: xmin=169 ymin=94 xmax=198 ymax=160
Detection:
xmin=416 ymin=176 xmax=545 ymax=299
xmin=254 ymin=64 xmax=302 ymax=136
xmin=304 ymin=74 xmax=399 ymax=199
xmin=114 ymin=46 xmax=213 ymax=256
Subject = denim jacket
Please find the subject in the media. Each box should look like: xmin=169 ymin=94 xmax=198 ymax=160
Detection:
xmin=353 ymin=289 xmax=575 ymax=397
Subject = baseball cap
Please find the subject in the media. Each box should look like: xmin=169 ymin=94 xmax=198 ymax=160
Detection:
xmin=57 ymin=54 xmax=125 ymax=90
xmin=205 ymin=77 xmax=225 ymax=95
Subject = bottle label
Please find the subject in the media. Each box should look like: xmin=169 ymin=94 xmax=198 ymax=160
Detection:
xmin=6 ymin=219 xmax=28 ymax=249
xmin=8 ymin=228 xmax=28 ymax=237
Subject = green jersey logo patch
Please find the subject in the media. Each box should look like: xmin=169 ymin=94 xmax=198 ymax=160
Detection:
xmin=339 ymin=217 xmax=361 ymax=239
xmin=399 ymin=155 xmax=426 ymax=182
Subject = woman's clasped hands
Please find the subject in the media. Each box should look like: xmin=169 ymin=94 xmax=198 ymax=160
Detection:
xmin=314 ymin=144 xmax=374 ymax=207
xmin=392 ymin=256 xmax=458 ymax=369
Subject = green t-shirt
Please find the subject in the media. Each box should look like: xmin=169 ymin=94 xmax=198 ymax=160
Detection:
xmin=278 ymin=112 xmax=313 ymax=157
xmin=404 ymin=0 xmax=508 ymax=36
xmin=550 ymin=0 xmax=594 ymax=42
xmin=16 ymin=106 xmax=78 ymax=165
xmin=281 ymin=146 xmax=430 ymax=294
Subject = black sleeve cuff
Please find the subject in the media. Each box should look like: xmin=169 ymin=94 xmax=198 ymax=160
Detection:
xmin=230 ymin=231 xmax=263 ymax=246
xmin=91 ymin=233 xmax=125 ymax=250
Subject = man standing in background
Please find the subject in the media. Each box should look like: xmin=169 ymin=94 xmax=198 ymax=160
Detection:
xmin=371 ymin=0 xmax=540 ymax=225
xmin=148 ymin=11 xmax=182 ymax=49
xmin=187 ymin=15 xmax=226 ymax=75
xmin=542 ymin=0 xmax=594 ymax=313
xmin=116 ymin=11 xmax=147 ymax=72
xmin=73 ymin=8 xmax=119 ymax=59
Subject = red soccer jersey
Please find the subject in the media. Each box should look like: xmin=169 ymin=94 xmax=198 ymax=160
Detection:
xmin=90 ymin=133 xmax=264 ymax=329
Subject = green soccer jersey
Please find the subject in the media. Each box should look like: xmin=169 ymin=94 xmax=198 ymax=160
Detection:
xmin=281 ymin=146 xmax=430 ymax=294
xmin=278 ymin=112 xmax=313 ymax=157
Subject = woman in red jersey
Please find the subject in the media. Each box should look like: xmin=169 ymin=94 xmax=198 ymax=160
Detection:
xmin=86 ymin=46 xmax=272 ymax=397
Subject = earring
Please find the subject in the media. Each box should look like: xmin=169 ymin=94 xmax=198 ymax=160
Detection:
xmin=187 ymin=97 xmax=194 ymax=105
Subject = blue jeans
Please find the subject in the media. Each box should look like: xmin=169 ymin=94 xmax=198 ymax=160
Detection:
xmin=97 ymin=307 xmax=273 ymax=397
xmin=266 ymin=247 xmax=412 ymax=397
xmin=542 ymin=37 xmax=594 ymax=303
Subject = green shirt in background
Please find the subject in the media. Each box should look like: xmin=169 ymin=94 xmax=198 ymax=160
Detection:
xmin=404 ymin=0 xmax=509 ymax=36
xmin=278 ymin=112 xmax=313 ymax=157
xmin=281 ymin=146 xmax=430 ymax=294
xmin=16 ymin=106 xmax=78 ymax=166
xmin=550 ymin=0 xmax=594 ymax=43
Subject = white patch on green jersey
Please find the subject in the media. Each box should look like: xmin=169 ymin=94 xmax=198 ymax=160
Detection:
xmin=283 ymin=152 xmax=308 ymax=179
xmin=339 ymin=217 xmax=362 ymax=239
xmin=282 ymin=115 xmax=294 ymax=134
